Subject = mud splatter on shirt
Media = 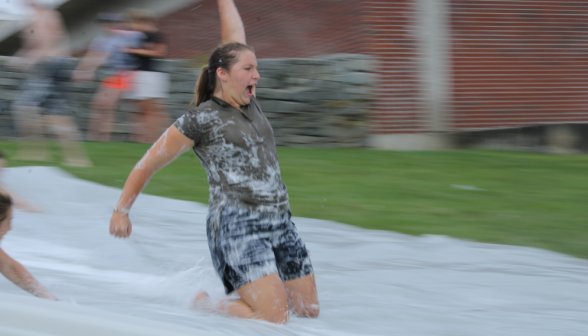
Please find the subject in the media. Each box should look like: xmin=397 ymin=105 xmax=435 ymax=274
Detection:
xmin=173 ymin=96 xmax=289 ymax=213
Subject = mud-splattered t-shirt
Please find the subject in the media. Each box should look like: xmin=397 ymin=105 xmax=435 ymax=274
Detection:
xmin=173 ymin=96 xmax=289 ymax=213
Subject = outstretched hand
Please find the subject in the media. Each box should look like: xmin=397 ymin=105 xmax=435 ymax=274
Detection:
xmin=110 ymin=211 xmax=132 ymax=238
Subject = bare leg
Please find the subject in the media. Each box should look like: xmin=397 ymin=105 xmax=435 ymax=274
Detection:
xmin=45 ymin=115 xmax=92 ymax=167
xmin=132 ymin=99 xmax=170 ymax=143
xmin=155 ymin=100 xmax=171 ymax=141
xmin=145 ymin=99 xmax=170 ymax=143
xmin=193 ymin=273 xmax=290 ymax=324
xmin=133 ymin=99 xmax=151 ymax=143
xmin=88 ymin=86 xmax=122 ymax=142
xmin=12 ymin=105 xmax=50 ymax=161
xmin=284 ymin=274 xmax=320 ymax=318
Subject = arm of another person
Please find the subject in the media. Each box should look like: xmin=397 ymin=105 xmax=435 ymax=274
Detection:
xmin=110 ymin=126 xmax=195 ymax=238
xmin=218 ymin=0 xmax=246 ymax=44
xmin=0 ymin=248 xmax=58 ymax=300
xmin=126 ymin=42 xmax=167 ymax=58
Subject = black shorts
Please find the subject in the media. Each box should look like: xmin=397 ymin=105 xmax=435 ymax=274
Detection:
xmin=14 ymin=58 xmax=73 ymax=116
xmin=206 ymin=205 xmax=314 ymax=294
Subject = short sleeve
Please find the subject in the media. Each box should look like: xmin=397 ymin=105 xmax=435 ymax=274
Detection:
xmin=173 ymin=110 xmax=201 ymax=145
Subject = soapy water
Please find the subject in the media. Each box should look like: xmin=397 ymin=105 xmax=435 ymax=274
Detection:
xmin=1 ymin=166 xmax=588 ymax=336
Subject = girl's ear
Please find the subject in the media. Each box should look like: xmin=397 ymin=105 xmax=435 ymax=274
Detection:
xmin=216 ymin=67 xmax=228 ymax=82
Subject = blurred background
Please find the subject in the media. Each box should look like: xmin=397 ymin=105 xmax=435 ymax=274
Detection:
xmin=1 ymin=0 xmax=587 ymax=151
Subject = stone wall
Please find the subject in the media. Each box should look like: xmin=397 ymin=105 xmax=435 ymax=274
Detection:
xmin=0 ymin=54 xmax=376 ymax=147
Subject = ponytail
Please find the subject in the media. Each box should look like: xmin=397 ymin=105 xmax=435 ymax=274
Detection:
xmin=188 ymin=42 xmax=255 ymax=109
xmin=191 ymin=65 xmax=214 ymax=108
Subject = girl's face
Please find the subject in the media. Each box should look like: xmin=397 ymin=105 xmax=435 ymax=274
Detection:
xmin=0 ymin=206 xmax=13 ymax=240
xmin=218 ymin=50 xmax=260 ymax=108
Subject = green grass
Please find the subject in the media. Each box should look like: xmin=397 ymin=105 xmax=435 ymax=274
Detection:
xmin=2 ymin=141 xmax=587 ymax=258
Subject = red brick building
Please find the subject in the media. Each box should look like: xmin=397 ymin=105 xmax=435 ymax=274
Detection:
xmin=450 ymin=0 xmax=588 ymax=129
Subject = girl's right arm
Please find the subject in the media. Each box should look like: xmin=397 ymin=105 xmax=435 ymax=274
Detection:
xmin=0 ymin=248 xmax=58 ymax=300
xmin=110 ymin=126 xmax=195 ymax=238
xmin=218 ymin=0 xmax=246 ymax=44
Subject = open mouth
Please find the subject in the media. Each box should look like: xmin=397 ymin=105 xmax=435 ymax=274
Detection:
xmin=246 ymin=85 xmax=255 ymax=97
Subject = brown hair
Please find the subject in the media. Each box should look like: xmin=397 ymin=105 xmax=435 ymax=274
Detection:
xmin=191 ymin=43 xmax=255 ymax=108
xmin=0 ymin=188 xmax=12 ymax=223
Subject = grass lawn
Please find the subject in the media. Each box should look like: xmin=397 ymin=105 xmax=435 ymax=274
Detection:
xmin=2 ymin=141 xmax=587 ymax=259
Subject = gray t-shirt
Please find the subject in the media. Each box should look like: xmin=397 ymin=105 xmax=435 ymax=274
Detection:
xmin=89 ymin=30 xmax=144 ymax=75
xmin=173 ymin=96 xmax=289 ymax=213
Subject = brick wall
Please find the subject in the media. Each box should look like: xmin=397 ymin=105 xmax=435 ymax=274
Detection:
xmin=156 ymin=1 xmax=588 ymax=136
xmin=158 ymin=0 xmax=367 ymax=59
xmin=158 ymin=0 xmax=421 ymax=136
xmin=361 ymin=0 xmax=426 ymax=134
xmin=450 ymin=0 xmax=588 ymax=130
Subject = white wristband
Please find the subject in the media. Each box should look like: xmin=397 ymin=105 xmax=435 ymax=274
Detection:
xmin=113 ymin=207 xmax=129 ymax=215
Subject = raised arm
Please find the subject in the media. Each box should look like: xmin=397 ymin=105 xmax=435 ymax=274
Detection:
xmin=0 ymin=248 xmax=58 ymax=300
xmin=218 ymin=0 xmax=246 ymax=44
xmin=110 ymin=126 xmax=194 ymax=238
xmin=126 ymin=42 xmax=167 ymax=59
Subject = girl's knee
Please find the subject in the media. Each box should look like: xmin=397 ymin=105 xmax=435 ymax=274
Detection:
xmin=264 ymin=306 xmax=290 ymax=324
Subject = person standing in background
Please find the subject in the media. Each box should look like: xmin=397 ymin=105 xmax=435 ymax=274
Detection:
xmin=125 ymin=10 xmax=171 ymax=144
xmin=7 ymin=0 xmax=92 ymax=167
xmin=73 ymin=13 xmax=144 ymax=142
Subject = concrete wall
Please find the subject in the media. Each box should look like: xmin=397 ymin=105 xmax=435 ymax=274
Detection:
xmin=0 ymin=54 xmax=376 ymax=147
xmin=454 ymin=124 xmax=588 ymax=154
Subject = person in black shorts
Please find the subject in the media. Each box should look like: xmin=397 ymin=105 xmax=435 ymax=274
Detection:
xmin=109 ymin=0 xmax=319 ymax=324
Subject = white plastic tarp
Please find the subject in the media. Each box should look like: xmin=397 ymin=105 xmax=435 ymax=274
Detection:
xmin=1 ymin=166 xmax=587 ymax=336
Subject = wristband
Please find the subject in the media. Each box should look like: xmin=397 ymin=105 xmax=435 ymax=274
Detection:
xmin=113 ymin=207 xmax=130 ymax=215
